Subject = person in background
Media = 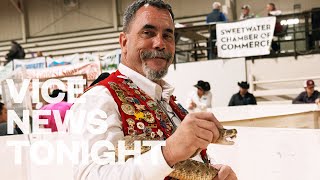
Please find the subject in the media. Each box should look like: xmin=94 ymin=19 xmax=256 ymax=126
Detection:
xmin=292 ymin=79 xmax=320 ymax=104
xmin=187 ymin=80 xmax=212 ymax=112
xmin=39 ymin=89 xmax=72 ymax=132
xmin=266 ymin=2 xmax=285 ymax=53
xmin=206 ymin=2 xmax=227 ymax=23
xmin=239 ymin=5 xmax=255 ymax=20
xmin=36 ymin=51 xmax=43 ymax=57
xmin=228 ymin=81 xmax=257 ymax=106
xmin=206 ymin=2 xmax=227 ymax=59
xmin=0 ymin=102 xmax=18 ymax=136
xmin=266 ymin=3 xmax=282 ymax=16
xmin=5 ymin=41 xmax=25 ymax=64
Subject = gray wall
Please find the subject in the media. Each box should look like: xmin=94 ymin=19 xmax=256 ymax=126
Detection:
xmin=0 ymin=0 xmax=114 ymax=41
xmin=27 ymin=0 xmax=113 ymax=37
xmin=0 ymin=0 xmax=319 ymax=41
xmin=0 ymin=0 xmax=22 ymax=41
xmin=167 ymin=0 xmax=214 ymax=18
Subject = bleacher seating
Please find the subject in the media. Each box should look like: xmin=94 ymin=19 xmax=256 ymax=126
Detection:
xmin=0 ymin=15 xmax=207 ymax=66
xmin=0 ymin=27 xmax=122 ymax=65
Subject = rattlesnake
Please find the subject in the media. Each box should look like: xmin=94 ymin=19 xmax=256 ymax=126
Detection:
xmin=116 ymin=128 xmax=237 ymax=180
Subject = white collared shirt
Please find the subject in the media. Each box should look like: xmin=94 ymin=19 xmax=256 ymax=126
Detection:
xmin=71 ymin=64 xmax=181 ymax=180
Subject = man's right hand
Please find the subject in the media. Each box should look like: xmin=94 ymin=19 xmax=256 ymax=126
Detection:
xmin=188 ymin=101 xmax=197 ymax=110
xmin=162 ymin=112 xmax=223 ymax=166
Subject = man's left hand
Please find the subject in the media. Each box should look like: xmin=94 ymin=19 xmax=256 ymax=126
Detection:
xmin=212 ymin=164 xmax=237 ymax=180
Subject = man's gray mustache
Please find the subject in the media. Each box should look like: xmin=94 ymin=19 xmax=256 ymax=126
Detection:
xmin=140 ymin=50 xmax=173 ymax=61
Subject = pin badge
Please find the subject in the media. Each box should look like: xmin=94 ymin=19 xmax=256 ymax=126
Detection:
xmin=137 ymin=122 xmax=145 ymax=130
xmin=157 ymin=129 xmax=163 ymax=137
xmin=143 ymin=111 xmax=155 ymax=123
xmin=121 ymin=103 xmax=135 ymax=115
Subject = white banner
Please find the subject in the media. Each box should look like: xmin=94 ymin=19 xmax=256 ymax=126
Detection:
xmin=46 ymin=53 xmax=80 ymax=67
xmin=13 ymin=57 xmax=46 ymax=70
xmin=216 ymin=17 xmax=276 ymax=58
xmin=26 ymin=61 xmax=101 ymax=81
xmin=101 ymin=49 xmax=121 ymax=71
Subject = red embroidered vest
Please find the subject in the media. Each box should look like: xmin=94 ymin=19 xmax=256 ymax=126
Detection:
xmin=97 ymin=70 xmax=209 ymax=164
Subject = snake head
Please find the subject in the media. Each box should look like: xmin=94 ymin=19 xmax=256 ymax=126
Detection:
xmin=215 ymin=128 xmax=237 ymax=145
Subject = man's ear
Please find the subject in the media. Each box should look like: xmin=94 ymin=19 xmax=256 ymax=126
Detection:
xmin=119 ymin=32 xmax=128 ymax=55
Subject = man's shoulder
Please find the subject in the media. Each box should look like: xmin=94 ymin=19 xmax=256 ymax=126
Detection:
xmin=232 ymin=93 xmax=239 ymax=97
xmin=313 ymin=90 xmax=320 ymax=96
xmin=207 ymin=10 xmax=216 ymax=17
xmin=298 ymin=91 xmax=307 ymax=96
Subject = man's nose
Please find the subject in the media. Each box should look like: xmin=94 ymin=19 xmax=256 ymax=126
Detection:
xmin=153 ymin=34 xmax=165 ymax=51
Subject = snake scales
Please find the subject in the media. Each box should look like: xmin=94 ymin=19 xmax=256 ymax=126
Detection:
xmin=116 ymin=128 xmax=237 ymax=180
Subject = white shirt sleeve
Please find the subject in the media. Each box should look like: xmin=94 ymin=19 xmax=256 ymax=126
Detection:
xmin=71 ymin=86 xmax=174 ymax=180
xmin=186 ymin=91 xmax=195 ymax=110
xmin=205 ymin=92 xmax=212 ymax=108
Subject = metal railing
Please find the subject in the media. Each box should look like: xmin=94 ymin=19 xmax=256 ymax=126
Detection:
xmin=174 ymin=9 xmax=320 ymax=63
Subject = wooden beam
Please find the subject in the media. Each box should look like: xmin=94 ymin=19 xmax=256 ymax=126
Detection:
xmin=10 ymin=0 xmax=28 ymax=42
xmin=19 ymin=0 xmax=28 ymax=42
xmin=10 ymin=0 xmax=23 ymax=14
xmin=112 ymin=0 xmax=119 ymax=31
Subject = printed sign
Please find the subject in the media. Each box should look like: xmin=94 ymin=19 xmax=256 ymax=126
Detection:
xmin=216 ymin=17 xmax=276 ymax=58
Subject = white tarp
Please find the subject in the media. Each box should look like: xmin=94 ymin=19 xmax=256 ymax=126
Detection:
xmin=216 ymin=17 xmax=276 ymax=58
xmin=0 ymin=61 xmax=13 ymax=81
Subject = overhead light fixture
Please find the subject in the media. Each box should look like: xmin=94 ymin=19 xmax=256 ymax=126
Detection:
xmin=175 ymin=23 xmax=185 ymax=28
xmin=280 ymin=18 xmax=300 ymax=25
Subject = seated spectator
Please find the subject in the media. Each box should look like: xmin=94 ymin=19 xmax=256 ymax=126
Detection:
xmin=229 ymin=81 xmax=257 ymax=106
xmin=239 ymin=5 xmax=255 ymax=20
xmin=5 ymin=41 xmax=25 ymax=63
xmin=186 ymin=80 xmax=212 ymax=112
xmin=39 ymin=89 xmax=73 ymax=132
xmin=0 ymin=102 xmax=18 ymax=136
xmin=292 ymin=80 xmax=320 ymax=104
